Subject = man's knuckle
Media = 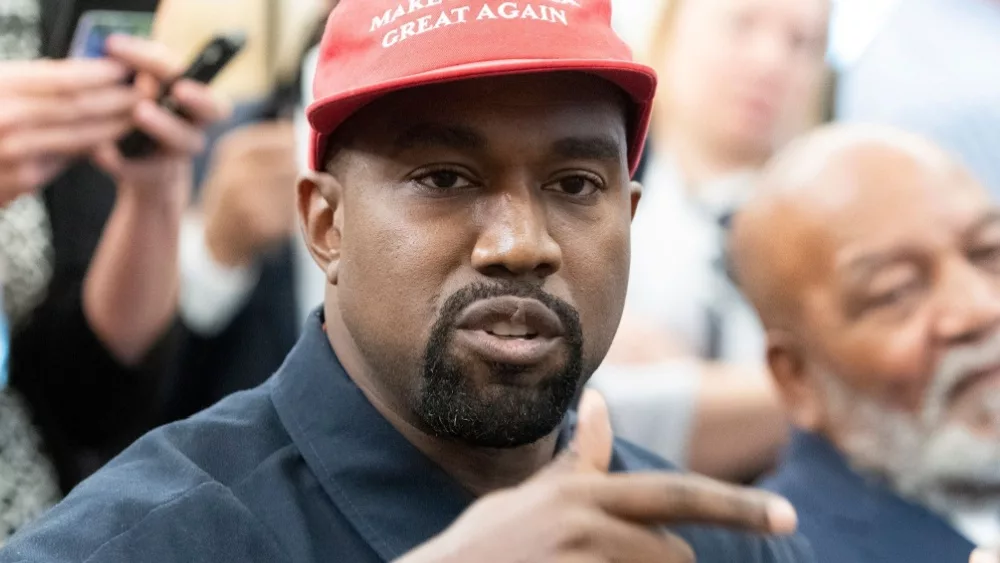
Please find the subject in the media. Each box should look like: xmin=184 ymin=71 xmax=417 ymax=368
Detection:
xmin=554 ymin=509 xmax=596 ymax=551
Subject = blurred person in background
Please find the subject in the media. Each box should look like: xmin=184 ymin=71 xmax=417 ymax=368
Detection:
xmin=835 ymin=0 xmax=1000 ymax=199
xmin=734 ymin=124 xmax=1000 ymax=562
xmin=0 ymin=0 xmax=227 ymax=541
xmin=164 ymin=0 xmax=336 ymax=420
xmin=590 ymin=0 xmax=830 ymax=482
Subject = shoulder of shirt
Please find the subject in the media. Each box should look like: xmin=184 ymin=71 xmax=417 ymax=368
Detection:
xmin=0 ymin=383 xmax=295 ymax=562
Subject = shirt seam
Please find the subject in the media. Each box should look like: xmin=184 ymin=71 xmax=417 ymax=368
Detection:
xmin=271 ymin=383 xmax=399 ymax=559
xmin=82 ymin=481 xmax=291 ymax=562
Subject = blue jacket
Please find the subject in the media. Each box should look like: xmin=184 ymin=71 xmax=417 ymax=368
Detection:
xmin=761 ymin=431 xmax=975 ymax=563
xmin=2 ymin=312 xmax=814 ymax=562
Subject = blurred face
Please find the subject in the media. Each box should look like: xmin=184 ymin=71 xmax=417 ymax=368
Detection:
xmin=792 ymin=151 xmax=1000 ymax=511
xmin=306 ymin=74 xmax=637 ymax=449
xmin=662 ymin=0 xmax=827 ymax=157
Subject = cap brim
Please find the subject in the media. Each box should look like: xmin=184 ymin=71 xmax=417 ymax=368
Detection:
xmin=307 ymin=58 xmax=657 ymax=176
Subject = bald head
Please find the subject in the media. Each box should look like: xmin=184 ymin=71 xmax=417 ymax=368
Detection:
xmin=730 ymin=124 xmax=982 ymax=330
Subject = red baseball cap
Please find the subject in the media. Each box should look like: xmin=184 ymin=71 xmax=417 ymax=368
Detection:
xmin=306 ymin=0 xmax=657 ymax=176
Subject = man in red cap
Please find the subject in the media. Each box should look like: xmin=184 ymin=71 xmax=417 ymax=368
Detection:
xmin=0 ymin=1 xmax=811 ymax=561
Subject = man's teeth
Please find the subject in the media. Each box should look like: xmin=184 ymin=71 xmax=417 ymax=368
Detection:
xmin=488 ymin=321 xmax=535 ymax=337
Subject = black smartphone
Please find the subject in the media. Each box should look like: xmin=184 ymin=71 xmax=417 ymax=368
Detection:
xmin=116 ymin=32 xmax=248 ymax=160
xmin=43 ymin=0 xmax=160 ymax=60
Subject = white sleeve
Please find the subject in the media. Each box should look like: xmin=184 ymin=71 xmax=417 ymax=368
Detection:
xmin=178 ymin=213 xmax=261 ymax=336
xmin=587 ymin=360 xmax=703 ymax=468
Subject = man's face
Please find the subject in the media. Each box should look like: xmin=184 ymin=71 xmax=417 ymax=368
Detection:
xmin=791 ymin=148 xmax=1000 ymax=510
xmin=311 ymin=73 xmax=636 ymax=449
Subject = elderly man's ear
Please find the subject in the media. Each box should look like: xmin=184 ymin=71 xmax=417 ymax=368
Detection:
xmin=297 ymin=171 xmax=343 ymax=285
xmin=766 ymin=331 xmax=826 ymax=431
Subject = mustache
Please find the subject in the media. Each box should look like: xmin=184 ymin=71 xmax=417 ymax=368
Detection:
xmin=923 ymin=329 xmax=1000 ymax=425
xmin=433 ymin=281 xmax=581 ymax=338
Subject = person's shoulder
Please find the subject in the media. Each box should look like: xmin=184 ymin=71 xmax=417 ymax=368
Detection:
xmin=611 ymin=439 xmax=816 ymax=563
xmin=0 ymin=385 xmax=295 ymax=562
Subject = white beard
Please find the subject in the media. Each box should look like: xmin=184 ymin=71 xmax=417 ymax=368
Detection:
xmin=816 ymin=332 xmax=1000 ymax=515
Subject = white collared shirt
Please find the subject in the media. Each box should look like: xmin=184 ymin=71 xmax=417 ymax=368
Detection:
xmin=952 ymin=509 xmax=1000 ymax=549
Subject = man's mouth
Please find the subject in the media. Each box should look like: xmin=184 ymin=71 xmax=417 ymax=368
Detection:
xmin=453 ymin=297 xmax=566 ymax=366
xmin=485 ymin=321 xmax=539 ymax=339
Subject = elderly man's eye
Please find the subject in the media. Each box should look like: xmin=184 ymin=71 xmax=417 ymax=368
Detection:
xmin=415 ymin=170 xmax=473 ymax=190
xmin=867 ymin=280 xmax=922 ymax=312
xmin=971 ymin=245 xmax=1000 ymax=271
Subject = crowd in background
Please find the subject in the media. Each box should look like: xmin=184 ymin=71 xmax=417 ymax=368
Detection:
xmin=0 ymin=0 xmax=997 ymax=559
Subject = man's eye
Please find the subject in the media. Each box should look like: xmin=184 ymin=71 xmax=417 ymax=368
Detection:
xmin=415 ymin=170 xmax=473 ymax=190
xmin=971 ymin=245 xmax=1000 ymax=272
xmin=866 ymin=280 xmax=922 ymax=312
xmin=547 ymin=175 xmax=602 ymax=197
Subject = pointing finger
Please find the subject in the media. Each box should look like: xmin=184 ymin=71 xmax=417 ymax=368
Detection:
xmin=585 ymin=472 xmax=798 ymax=535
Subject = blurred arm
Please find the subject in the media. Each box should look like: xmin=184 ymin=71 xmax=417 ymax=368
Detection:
xmin=178 ymin=212 xmax=260 ymax=336
xmin=599 ymin=320 xmax=788 ymax=481
xmin=83 ymin=185 xmax=187 ymax=366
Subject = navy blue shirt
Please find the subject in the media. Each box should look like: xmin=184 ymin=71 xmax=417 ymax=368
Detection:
xmin=1 ymin=312 xmax=814 ymax=562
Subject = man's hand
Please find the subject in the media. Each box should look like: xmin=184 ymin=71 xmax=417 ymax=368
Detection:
xmin=972 ymin=549 xmax=999 ymax=563
xmin=200 ymin=121 xmax=299 ymax=267
xmin=91 ymin=35 xmax=231 ymax=209
xmin=0 ymin=58 xmax=137 ymax=204
xmin=397 ymin=390 xmax=799 ymax=563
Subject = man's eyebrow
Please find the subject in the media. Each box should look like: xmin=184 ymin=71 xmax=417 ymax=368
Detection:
xmin=551 ymin=136 xmax=624 ymax=163
xmin=393 ymin=123 xmax=487 ymax=153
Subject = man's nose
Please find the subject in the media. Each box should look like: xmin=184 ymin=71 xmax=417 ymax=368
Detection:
xmin=471 ymin=188 xmax=562 ymax=281
xmin=934 ymin=258 xmax=1000 ymax=345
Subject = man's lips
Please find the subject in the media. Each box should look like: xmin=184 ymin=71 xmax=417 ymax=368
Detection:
xmin=453 ymin=297 xmax=566 ymax=367
xmin=455 ymin=297 xmax=565 ymax=339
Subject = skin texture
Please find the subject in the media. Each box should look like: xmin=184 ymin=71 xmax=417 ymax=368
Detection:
xmin=732 ymin=125 xmax=1000 ymax=509
xmin=296 ymin=73 xmax=800 ymax=561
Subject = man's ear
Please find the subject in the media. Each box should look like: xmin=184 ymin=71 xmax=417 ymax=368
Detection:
xmin=297 ymin=170 xmax=343 ymax=285
xmin=629 ymin=180 xmax=642 ymax=220
xmin=766 ymin=330 xmax=826 ymax=431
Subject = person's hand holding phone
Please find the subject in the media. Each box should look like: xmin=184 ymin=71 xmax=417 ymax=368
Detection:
xmin=0 ymin=58 xmax=137 ymax=205
xmin=92 ymin=34 xmax=231 ymax=209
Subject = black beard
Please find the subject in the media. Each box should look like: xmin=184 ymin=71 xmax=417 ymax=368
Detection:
xmin=416 ymin=281 xmax=584 ymax=449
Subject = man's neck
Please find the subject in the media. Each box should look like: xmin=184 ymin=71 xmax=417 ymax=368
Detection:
xmin=387 ymin=418 xmax=561 ymax=497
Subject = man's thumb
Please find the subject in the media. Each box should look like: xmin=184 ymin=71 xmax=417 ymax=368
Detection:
xmin=971 ymin=549 xmax=999 ymax=563
xmin=534 ymin=390 xmax=614 ymax=480
xmin=569 ymin=389 xmax=614 ymax=472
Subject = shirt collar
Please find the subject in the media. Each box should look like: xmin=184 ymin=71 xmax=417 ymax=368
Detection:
xmin=949 ymin=509 xmax=1000 ymax=548
xmin=782 ymin=431 xmax=979 ymax=555
xmin=271 ymin=310 xmax=604 ymax=561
